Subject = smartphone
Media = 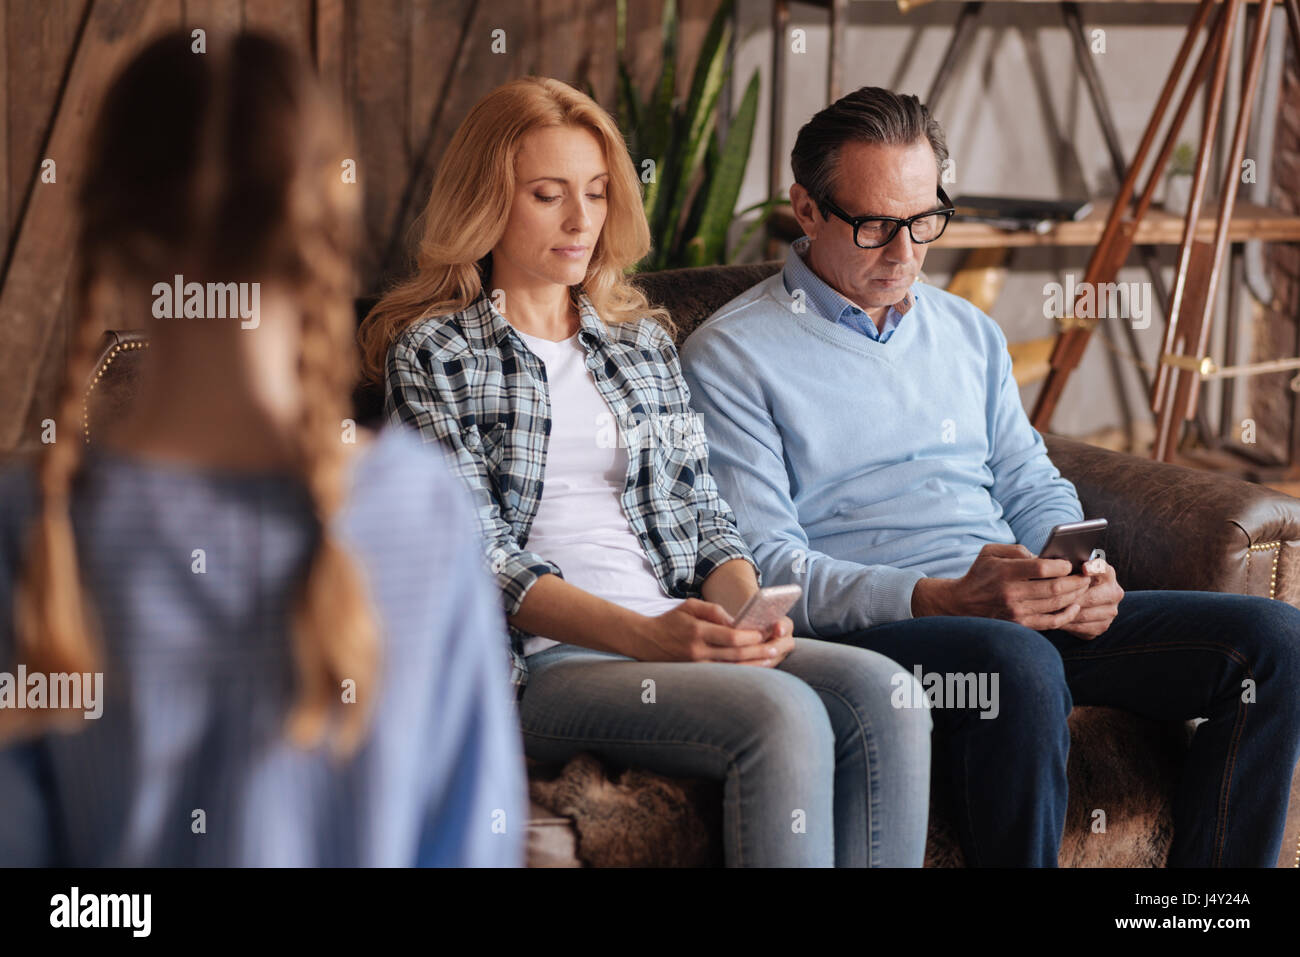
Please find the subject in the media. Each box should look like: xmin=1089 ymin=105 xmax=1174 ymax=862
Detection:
xmin=732 ymin=585 xmax=803 ymax=632
xmin=1036 ymin=519 xmax=1108 ymax=576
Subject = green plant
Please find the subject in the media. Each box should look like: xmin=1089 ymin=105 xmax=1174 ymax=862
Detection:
xmin=1169 ymin=141 xmax=1196 ymax=177
xmin=612 ymin=0 xmax=784 ymax=271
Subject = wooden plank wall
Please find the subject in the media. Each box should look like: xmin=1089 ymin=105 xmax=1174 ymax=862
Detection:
xmin=0 ymin=0 xmax=724 ymax=455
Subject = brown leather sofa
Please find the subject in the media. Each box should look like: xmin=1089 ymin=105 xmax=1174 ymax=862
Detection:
xmin=79 ymin=261 xmax=1300 ymax=867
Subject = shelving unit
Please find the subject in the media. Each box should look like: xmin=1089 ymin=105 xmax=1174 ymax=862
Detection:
xmin=769 ymin=199 xmax=1300 ymax=247
xmin=760 ymin=0 xmax=1300 ymax=473
xmin=764 ymin=0 xmax=1292 ymax=254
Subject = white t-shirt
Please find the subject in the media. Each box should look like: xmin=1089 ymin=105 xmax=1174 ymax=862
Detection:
xmin=514 ymin=328 xmax=683 ymax=655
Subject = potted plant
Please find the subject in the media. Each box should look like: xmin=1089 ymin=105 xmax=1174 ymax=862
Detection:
xmin=1165 ymin=142 xmax=1196 ymax=215
xmin=601 ymin=0 xmax=782 ymax=270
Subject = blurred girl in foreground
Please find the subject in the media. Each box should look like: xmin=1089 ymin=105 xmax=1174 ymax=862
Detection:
xmin=0 ymin=30 xmax=524 ymax=866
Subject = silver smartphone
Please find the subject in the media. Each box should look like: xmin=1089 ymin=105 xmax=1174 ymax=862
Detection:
xmin=1037 ymin=519 xmax=1109 ymax=575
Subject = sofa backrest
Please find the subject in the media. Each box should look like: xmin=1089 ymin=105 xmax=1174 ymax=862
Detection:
xmin=82 ymin=264 xmax=790 ymax=433
xmin=70 ymin=266 xmax=1300 ymax=617
xmin=630 ymin=261 xmax=783 ymax=348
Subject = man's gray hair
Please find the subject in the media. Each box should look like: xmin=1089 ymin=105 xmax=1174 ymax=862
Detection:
xmin=791 ymin=86 xmax=948 ymax=217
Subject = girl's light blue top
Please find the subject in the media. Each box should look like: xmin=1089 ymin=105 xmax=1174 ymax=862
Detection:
xmin=0 ymin=426 xmax=526 ymax=866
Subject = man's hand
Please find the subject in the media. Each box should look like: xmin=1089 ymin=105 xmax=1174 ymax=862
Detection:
xmin=912 ymin=543 xmax=1091 ymax=630
xmin=1056 ymin=556 xmax=1124 ymax=640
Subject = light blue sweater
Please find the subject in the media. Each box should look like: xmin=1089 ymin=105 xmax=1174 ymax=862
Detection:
xmin=680 ymin=267 xmax=1085 ymax=639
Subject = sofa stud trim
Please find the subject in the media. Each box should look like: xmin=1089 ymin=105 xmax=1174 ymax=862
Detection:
xmin=82 ymin=338 xmax=149 ymax=445
xmin=1245 ymin=540 xmax=1280 ymax=601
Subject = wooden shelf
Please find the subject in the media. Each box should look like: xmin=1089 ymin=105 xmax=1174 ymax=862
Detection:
xmin=768 ymin=200 xmax=1300 ymax=249
xmin=796 ymin=0 xmax=1271 ymax=6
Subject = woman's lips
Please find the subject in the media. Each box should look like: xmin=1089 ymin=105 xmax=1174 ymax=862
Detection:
xmin=552 ymin=246 xmax=588 ymax=260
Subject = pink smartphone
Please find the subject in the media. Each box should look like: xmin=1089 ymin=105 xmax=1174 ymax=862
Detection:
xmin=732 ymin=585 xmax=803 ymax=632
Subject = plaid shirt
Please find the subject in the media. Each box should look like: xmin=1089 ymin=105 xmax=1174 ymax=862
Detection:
xmin=385 ymin=288 xmax=759 ymax=695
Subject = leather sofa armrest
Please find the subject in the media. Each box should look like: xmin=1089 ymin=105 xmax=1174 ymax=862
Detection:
xmin=1044 ymin=433 xmax=1300 ymax=602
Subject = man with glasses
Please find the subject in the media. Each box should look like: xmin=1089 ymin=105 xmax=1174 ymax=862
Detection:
xmin=680 ymin=85 xmax=1300 ymax=867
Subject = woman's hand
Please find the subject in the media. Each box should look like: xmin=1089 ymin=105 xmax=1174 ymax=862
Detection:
xmin=747 ymin=615 xmax=795 ymax=668
xmin=509 ymin=566 xmax=796 ymax=667
xmin=634 ymin=598 xmax=787 ymax=665
xmin=691 ymin=558 xmax=797 ymax=667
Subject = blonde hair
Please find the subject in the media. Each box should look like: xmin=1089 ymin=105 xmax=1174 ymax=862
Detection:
xmin=358 ymin=75 xmax=672 ymax=382
xmin=8 ymin=30 xmax=377 ymax=756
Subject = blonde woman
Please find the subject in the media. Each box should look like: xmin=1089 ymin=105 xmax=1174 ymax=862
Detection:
xmin=364 ymin=77 xmax=931 ymax=867
xmin=0 ymin=31 xmax=525 ymax=866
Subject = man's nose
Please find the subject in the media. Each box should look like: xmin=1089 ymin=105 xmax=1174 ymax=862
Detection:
xmin=881 ymin=225 xmax=916 ymax=262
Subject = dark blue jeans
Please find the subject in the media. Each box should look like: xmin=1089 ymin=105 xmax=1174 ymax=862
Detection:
xmin=831 ymin=590 xmax=1300 ymax=867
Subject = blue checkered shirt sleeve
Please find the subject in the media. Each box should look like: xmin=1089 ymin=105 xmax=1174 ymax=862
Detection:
xmin=655 ymin=331 xmax=760 ymax=586
xmin=385 ymin=335 xmax=563 ymax=616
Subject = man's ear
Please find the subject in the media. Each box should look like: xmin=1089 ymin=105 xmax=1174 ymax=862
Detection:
xmin=788 ymin=182 xmax=823 ymax=240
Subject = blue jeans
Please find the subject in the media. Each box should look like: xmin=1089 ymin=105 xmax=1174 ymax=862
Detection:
xmin=519 ymin=637 xmax=932 ymax=866
xmin=832 ymin=590 xmax=1300 ymax=867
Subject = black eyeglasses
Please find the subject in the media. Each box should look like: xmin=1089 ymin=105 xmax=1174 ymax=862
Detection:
xmin=818 ymin=186 xmax=955 ymax=249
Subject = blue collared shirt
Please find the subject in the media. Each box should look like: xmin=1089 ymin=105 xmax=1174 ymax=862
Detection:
xmin=781 ymin=235 xmax=917 ymax=342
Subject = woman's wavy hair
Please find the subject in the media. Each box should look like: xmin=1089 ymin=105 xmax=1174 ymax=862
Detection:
xmin=7 ymin=29 xmax=377 ymax=756
xmin=358 ymin=75 xmax=672 ymax=382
